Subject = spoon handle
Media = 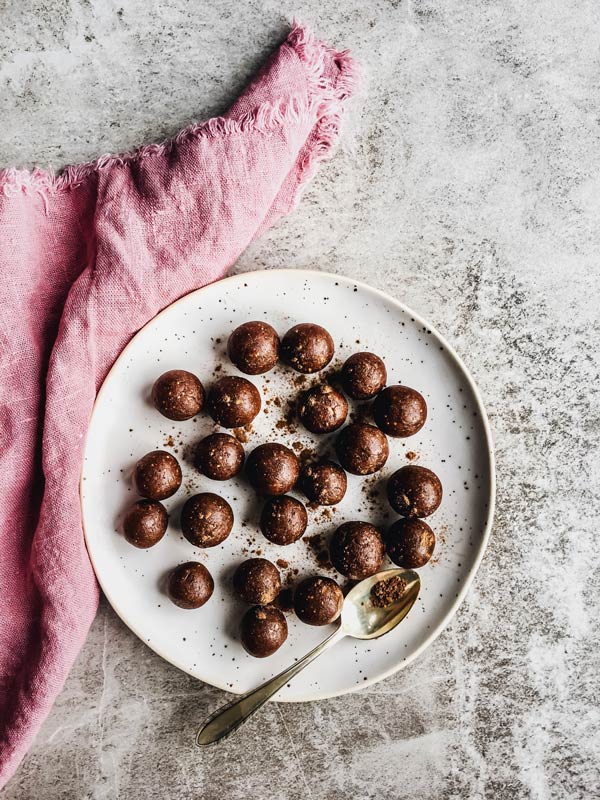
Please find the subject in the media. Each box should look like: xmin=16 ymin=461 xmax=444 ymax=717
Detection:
xmin=197 ymin=626 xmax=345 ymax=746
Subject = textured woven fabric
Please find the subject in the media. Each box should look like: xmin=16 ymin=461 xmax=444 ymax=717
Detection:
xmin=0 ymin=23 xmax=357 ymax=784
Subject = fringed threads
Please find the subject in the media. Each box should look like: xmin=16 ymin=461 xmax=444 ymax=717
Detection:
xmin=0 ymin=24 xmax=359 ymax=200
xmin=0 ymin=94 xmax=310 ymax=198
xmin=286 ymin=21 xmax=361 ymax=204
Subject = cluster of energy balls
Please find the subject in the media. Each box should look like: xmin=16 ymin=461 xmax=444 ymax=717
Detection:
xmin=122 ymin=321 xmax=442 ymax=658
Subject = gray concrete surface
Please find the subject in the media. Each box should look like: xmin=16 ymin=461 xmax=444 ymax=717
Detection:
xmin=2 ymin=1 xmax=600 ymax=798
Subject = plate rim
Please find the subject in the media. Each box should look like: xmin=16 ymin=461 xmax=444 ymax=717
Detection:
xmin=81 ymin=268 xmax=496 ymax=702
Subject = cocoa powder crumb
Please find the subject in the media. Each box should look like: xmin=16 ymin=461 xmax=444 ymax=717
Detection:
xmin=306 ymin=533 xmax=325 ymax=551
xmin=276 ymin=559 xmax=289 ymax=569
xmin=306 ymin=534 xmax=332 ymax=568
xmin=274 ymin=588 xmax=294 ymax=612
xmin=233 ymin=427 xmax=249 ymax=443
xmin=370 ymin=575 xmax=408 ymax=608
xmin=292 ymin=375 xmax=308 ymax=389
xmin=299 ymin=447 xmax=315 ymax=468
xmin=322 ymin=365 xmax=342 ymax=386
xmin=406 ymin=451 xmax=418 ymax=461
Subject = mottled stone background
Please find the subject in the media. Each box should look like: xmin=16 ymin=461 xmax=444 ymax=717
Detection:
xmin=2 ymin=1 xmax=599 ymax=798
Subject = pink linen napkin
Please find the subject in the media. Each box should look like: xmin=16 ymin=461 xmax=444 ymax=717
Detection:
xmin=0 ymin=22 xmax=358 ymax=784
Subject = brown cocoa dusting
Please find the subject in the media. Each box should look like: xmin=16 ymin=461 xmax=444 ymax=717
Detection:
xmin=274 ymin=588 xmax=294 ymax=612
xmin=370 ymin=575 xmax=407 ymax=608
xmin=276 ymin=558 xmax=289 ymax=569
xmin=215 ymin=338 xmax=222 ymax=344
xmin=283 ymin=570 xmax=295 ymax=586
xmin=270 ymin=399 xmax=298 ymax=434
xmin=292 ymin=441 xmax=303 ymax=452
xmin=361 ymin=475 xmax=378 ymax=495
xmin=311 ymin=505 xmax=334 ymax=522
xmin=233 ymin=427 xmax=249 ymax=443
xmin=214 ymin=364 xmax=222 ymax=373
xmin=306 ymin=533 xmax=333 ymax=569
xmin=406 ymin=451 xmax=418 ymax=461
xmin=299 ymin=448 xmax=315 ymax=469
xmin=322 ymin=365 xmax=343 ymax=387
xmin=306 ymin=533 xmax=325 ymax=552
xmin=429 ymin=525 xmax=447 ymax=565
xmin=292 ymin=375 xmax=308 ymax=389
xmin=164 ymin=434 xmax=175 ymax=447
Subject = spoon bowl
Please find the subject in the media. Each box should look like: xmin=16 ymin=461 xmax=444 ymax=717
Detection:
xmin=341 ymin=568 xmax=421 ymax=639
xmin=197 ymin=568 xmax=421 ymax=746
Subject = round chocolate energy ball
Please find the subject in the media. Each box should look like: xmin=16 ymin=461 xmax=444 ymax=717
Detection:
xmin=181 ymin=492 xmax=234 ymax=547
xmin=246 ymin=443 xmax=300 ymax=495
xmin=133 ymin=450 xmax=182 ymax=500
xmin=195 ymin=432 xmax=245 ymax=480
xmin=280 ymin=323 xmax=334 ymax=373
xmin=151 ymin=369 xmax=205 ymax=421
xmin=386 ymin=518 xmax=435 ymax=568
xmin=240 ymin=605 xmax=288 ymax=657
xmin=298 ymin=384 xmax=348 ymax=434
xmin=294 ymin=576 xmax=344 ymax=626
xmin=373 ymin=385 xmax=427 ymax=437
xmin=233 ymin=558 xmax=282 ymax=605
xmin=330 ymin=521 xmax=385 ymax=580
xmin=301 ymin=462 xmax=347 ymax=506
xmin=207 ymin=376 xmax=261 ymax=428
xmin=335 ymin=423 xmax=389 ymax=475
xmin=123 ymin=500 xmax=168 ymax=548
xmin=168 ymin=561 xmax=214 ymax=609
xmin=227 ymin=321 xmax=280 ymax=375
xmin=260 ymin=496 xmax=308 ymax=544
xmin=341 ymin=352 xmax=387 ymax=400
xmin=387 ymin=465 xmax=442 ymax=518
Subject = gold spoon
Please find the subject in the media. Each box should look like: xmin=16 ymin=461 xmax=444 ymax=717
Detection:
xmin=197 ymin=568 xmax=421 ymax=746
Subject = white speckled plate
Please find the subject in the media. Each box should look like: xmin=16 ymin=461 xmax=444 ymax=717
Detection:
xmin=81 ymin=270 xmax=495 ymax=701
